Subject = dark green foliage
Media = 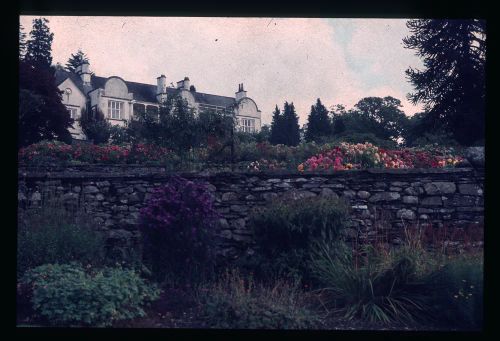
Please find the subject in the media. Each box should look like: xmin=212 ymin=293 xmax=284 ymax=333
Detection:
xmin=25 ymin=18 xmax=53 ymax=69
xmin=17 ymin=198 xmax=107 ymax=278
xmin=130 ymin=95 xmax=234 ymax=158
xmin=79 ymin=107 xmax=112 ymax=144
xmin=422 ymin=255 xmax=483 ymax=329
xmin=282 ymin=102 xmax=301 ymax=146
xmin=325 ymin=132 xmax=399 ymax=149
xmin=309 ymin=241 xmax=428 ymax=324
xmin=20 ymin=263 xmax=160 ymax=327
xmin=246 ymin=196 xmax=348 ymax=282
xmin=19 ymin=18 xmax=73 ymax=148
xmin=269 ymin=105 xmax=284 ymax=145
xmin=270 ymin=102 xmax=301 ymax=146
xmin=109 ymin=124 xmax=133 ymax=145
xmin=403 ymin=19 xmax=485 ymax=146
xmin=403 ymin=112 xmax=459 ymax=147
xmin=19 ymin=24 xmax=27 ymax=59
xmin=65 ymin=49 xmax=90 ymax=73
xmin=196 ymin=269 xmax=321 ymax=329
xmin=305 ymin=98 xmax=332 ymax=142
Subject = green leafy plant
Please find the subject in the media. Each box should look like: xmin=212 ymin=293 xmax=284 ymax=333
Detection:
xmin=244 ymin=196 xmax=348 ymax=283
xmin=20 ymin=263 xmax=160 ymax=327
xmin=196 ymin=268 xmax=322 ymax=329
xmin=17 ymin=198 xmax=106 ymax=278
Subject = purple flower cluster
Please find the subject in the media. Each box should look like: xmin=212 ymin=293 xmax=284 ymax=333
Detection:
xmin=139 ymin=176 xmax=219 ymax=279
xmin=140 ymin=176 xmax=218 ymax=233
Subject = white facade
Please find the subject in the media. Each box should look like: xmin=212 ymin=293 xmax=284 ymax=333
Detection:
xmin=57 ymin=63 xmax=262 ymax=140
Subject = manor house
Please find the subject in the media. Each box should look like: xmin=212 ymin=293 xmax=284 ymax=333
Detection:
xmin=55 ymin=62 xmax=262 ymax=140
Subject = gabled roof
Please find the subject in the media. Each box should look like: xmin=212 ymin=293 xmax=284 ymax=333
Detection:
xmin=55 ymin=69 xmax=237 ymax=108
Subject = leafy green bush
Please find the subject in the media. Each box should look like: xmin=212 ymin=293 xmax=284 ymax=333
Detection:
xmin=309 ymin=240 xmax=428 ymax=324
xmin=196 ymin=269 xmax=322 ymax=329
xmin=20 ymin=263 xmax=160 ymax=327
xmin=17 ymin=199 xmax=106 ymax=278
xmin=243 ymin=196 xmax=348 ymax=282
xmin=422 ymin=254 xmax=483 ymax=329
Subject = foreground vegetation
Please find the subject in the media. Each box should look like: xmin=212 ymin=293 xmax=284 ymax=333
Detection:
xmin=17 ymin=177 xmax=483 ymax=329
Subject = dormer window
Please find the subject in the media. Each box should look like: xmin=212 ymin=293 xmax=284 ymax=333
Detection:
xmin=108 ymin=100 xmax=123 ymax=119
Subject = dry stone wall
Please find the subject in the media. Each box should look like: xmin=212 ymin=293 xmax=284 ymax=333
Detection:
xmin=18 ymin=165 xmax=484 ymax=259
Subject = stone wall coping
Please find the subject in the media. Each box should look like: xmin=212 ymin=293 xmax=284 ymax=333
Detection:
xmin=18 ymin=165 xmax=483 ymax=180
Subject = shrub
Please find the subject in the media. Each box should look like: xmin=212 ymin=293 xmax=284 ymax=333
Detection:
xmin=309 ymin=240 xmax=428 ymax=324
xmin=421 ymin=253 xmax=483 ymax=329
xmin=139 ymin=176 xmax=219 ymax=283
xmin=196 ymin=269 xmax=322 ymax=329
xmin=243 ymin=196 xmax=348 ymax=282
xmin=17 ymin=198 xmax=106 ymax=278
xmin=20 ymin=263 xmax=160 ymax=327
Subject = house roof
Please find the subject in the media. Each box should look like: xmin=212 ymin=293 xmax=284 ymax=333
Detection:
xmin=55 ymin=69 xmax=237 ymax=108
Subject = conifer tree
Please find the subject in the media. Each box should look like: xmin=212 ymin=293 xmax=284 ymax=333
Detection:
xmin=66 ymin=49 xmax=91 ymax=73
xmin=305 ymin=98 xmax=331 ymax=142
xmin=19 ymin=18 xmax=73 ymax=147
xmin=269 ymin=105 xmax=284 ymax=145
xmin=282 ymin=102 xmax=301 ymax=146
xmin=25 ymin=18 xmax=54 ymax=70
xmin=403 ymin=19 xmax=485 ymax=145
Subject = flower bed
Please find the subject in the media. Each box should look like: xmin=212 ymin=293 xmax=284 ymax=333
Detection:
xmin=18 ymin=141 xmax=173 ymax=165
xmin=298 ymin=142 xmax=464 ymax=172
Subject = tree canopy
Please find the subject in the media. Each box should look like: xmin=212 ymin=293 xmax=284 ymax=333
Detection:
xmin=19 ymin=18 xmax=73 ymax=148
xmin=403 ymin=19 xmax=485 ymax=146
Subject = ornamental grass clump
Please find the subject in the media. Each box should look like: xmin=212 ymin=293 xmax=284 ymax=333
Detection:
xmin=17 ymin=197 xmax=106 ymax=278
xmin=309 ymin=240 xmax=428 ymax=325
xmin=139 ymin=176 xmax=219 ymax=283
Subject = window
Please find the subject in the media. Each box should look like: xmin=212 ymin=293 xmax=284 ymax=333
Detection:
xmin=108 ymin=100 xmax=123 ymax=119
xmin=67 ymin=107 xmax=78 ymax=119
xmin=240 ymin=118 xmax=255 ymax=133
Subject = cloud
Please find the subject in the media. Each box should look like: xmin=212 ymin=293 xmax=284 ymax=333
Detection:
xmin=20 ymin=16 xmax=424 ymax=125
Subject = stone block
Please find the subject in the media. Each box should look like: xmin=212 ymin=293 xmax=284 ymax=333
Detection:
xmin=424 ymin=182 xmax=456 ymax=195
xmin=369 ymin=192 xmax=400 ymax=202
xmin=421 ymin=196 xmax=442 ymax=206
xmin=83 ymin=185 xmax=99 ymax=194
xmin=357 ymin=190 xmax=371 ymax=199
xmin=458 ymin=184 xmax=483 ymax=196
xmin=396 ymin=209 xmax=416 ymax=220
xmin=402 ymin=196 xmax=418 ymax=204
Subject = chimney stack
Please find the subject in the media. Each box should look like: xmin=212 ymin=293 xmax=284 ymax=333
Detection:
xmin=235 ymin=83 xmax=247 ymax=101
xmin=76 ymin=61 xmax=91 ymax=85
xmin=156 ymin=74 xmax=167 ymax=102
xmin=176 ymin=77 xmax=191 ymax=90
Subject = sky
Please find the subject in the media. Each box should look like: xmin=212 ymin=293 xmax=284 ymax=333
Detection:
xmin=20 ymin=16 xmax=425 ymax=126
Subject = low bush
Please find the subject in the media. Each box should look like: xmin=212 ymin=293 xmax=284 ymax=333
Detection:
xmin=421 ymin=253 xmax=483 ymax=329
xmin=196 ymin=269 xmax=322 ymax=329
xmin=139 ymin=176 xmax=219 ymax=283
xmin=242 ymin=196 xmax=348 ymax=283
xmin=20 ymin=263 xmax=160 ymax=327
xmin=17 ymin=198 xmax=106 ymax=278
xmin=309 ymin=240 xmax=428 ymax=324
